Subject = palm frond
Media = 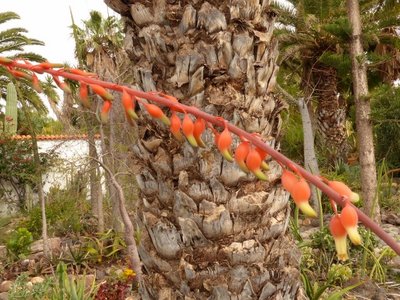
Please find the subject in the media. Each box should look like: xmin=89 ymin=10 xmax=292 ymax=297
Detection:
xmin=12 ymin=52 xmax=46 ymax=62
xmin=0 ymin=28 xmax=29 ymax=42
xmin=0 ymin=11 xmax=20 ymax=25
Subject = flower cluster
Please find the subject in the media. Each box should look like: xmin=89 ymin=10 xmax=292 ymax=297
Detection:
xmin=1 ymin=57 xmax=398 ymax=260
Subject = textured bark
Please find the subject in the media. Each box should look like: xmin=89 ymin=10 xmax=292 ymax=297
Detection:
xmin=312 ymin=64 xmax=349 ymax=160
xmin=106 ymin=0 xmax=303 ymax=298
xmin=346 ymin=0 xmax=380 ymax=222
xmin=86 ymin=113 xmax=104 ymax=233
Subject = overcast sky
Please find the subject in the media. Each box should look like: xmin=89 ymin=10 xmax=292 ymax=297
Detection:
xmin=1 ymin=0 xmax=118 ymax=65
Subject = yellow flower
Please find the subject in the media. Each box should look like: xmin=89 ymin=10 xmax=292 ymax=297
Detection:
xmin=123 ymin=268 xmax=135 ymax=278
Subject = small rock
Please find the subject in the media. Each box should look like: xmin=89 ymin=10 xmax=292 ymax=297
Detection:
xmin=30 ymin=277 xmax=44 ymax=284
xmin=0 ymin=292 xmax=8 ymax=300
xmin=96 ymin=269 xmax=106 ymax=281
xmin=30 ymin=237 xmax=61 ymax=254
xmin=0 ymin=281 xmax=12 ymax=293
xmin=388 ymin=256 xmax=400 ymax=269
xmin=26 ymin=281 xmax=33 ymax=290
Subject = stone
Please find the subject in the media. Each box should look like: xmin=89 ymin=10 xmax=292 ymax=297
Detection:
xmin=0 ymin=281 xmax=12 ymax=293
xmin=388 ymin=256 xmax=400 ymax=269
xmin=30 ymin=277 xmax=44 ymax=284
xmin=30 ymin=237 xmax=61 ymax=254
xmin=0 ymin=292 xmax=8 ymax=300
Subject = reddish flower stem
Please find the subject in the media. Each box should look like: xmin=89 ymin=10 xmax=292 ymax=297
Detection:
xmin=6 ymin=60 xmax=400 ymax=256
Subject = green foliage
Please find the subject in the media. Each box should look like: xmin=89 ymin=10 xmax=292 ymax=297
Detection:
xmin=8 ymin=273 xmax=53 ymax=300
xmin=17 ymin=110 xmax=63 ymax=135
xmin=280 ymin=109 xmax=304 ymax=163
xmin=0 ymin=133 xmax=36 ymax=184
xmin=54 ymin=262 xmax=98 ymax=300
xmin=8 ymin=263 xmax=98 ymax=300
xmin=371 ymin=84 xmax=400 ymax=168
xmin=84 ymin=229 xmax=126 ymax=264
xmin=21 ymin=181 xmax=90 ymax=239
xmin=6 ymin=227 xmax=33 ymax=259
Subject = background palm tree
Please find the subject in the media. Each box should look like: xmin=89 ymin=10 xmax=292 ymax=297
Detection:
xmin=105 ymin=0 xmax=303 ymax=298
xmin=272 ymin=0 xmax=400 ymax=163
xmin=71 ymin=10 xmax=137 ymax=233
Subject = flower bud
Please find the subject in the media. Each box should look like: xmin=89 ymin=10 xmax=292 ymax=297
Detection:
xmin=291 ymin=178 xmax=317 ymax=218
xmin=245 ymin=147 xmax=267 ymax=181
xmin=234 ymin=141 xmax=250 ymax=172
xmin=217 ymin=127 xmax=234 ymax=162
xmin=182 ymin=114 xmax=198 ymax=147
xmin=340 ymin=203 xmax=362 ymax=245
xmin=329 ymin=214 xmax=349 ymax=261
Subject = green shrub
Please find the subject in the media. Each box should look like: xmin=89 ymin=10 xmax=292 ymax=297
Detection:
xmin=6 ymin=227 xmax=33 ymax=259
xmin=21 ymin=183 xmax=90 ymax=239
xmin=371 ymin=84 xmax=400 ymax=168
xmin=280 ymin=109 xmax=304 ymax=163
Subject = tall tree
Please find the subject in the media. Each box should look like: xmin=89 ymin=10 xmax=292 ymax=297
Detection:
xmin=346 ymin=0 xmax=380 ymax=221
xmin=273 ymin=0 xmax=400 ymax=163
xmin=71 ymin=11 xmax=137 ymax=233
xmin=105 ymin=0 xmax=303 ymax=298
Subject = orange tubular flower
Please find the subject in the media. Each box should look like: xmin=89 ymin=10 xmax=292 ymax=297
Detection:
xmin=255 ymin=147 xmax=269 ymax=171
xmin=245 ymin=147 xmax=267 ymax=181
xmin=217 ymin=127 xmax=234 ymax=162
xmin=79 ymin=83 xmax=90 ymax=108
xmin=328 ymin=180 xmax=359 ymax=203
xmin=193 ymin=118 xmax=206 ymax=148
xmin=234 ymin=141 xmax=250 ymax=173
xmin=31 ymin=74 xmax=42 ymax=93
xmin=281 ymin=169 xmax=298 ymax=193
xmin=290 ymin=177 xmax=317 ymax=218
xmin=67 ymin=68 xmax=97 ymax=77
xmin=122 ymin=89 xmax=138 ymax=125
xmin=90 ymin=84 xmax=113 ymax=101
xmin=144 ymin=103 xmax=170 ymax=126
xmin=170 ymin=112 xmax=184 ymax=141
xmin=182 ymin=114 xmax=198 ymax=147
xmin=100 ymin=101 xmax=112 ymax=124
xmin=329 ymin=214 xmax=349 ymax=261
xmin=340 ymin=202 xmax=362 ymax=245
xmin=53 ymin=76 xmax=71 ymax=94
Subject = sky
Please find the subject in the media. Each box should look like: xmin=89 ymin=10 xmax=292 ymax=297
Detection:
xmin=0 ymin=1 xmax=118 ymax=117
xmin=1 ymin=0 xmax=118 ymax=65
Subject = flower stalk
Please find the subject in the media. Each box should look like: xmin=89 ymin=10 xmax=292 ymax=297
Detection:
xmin=2 ymin=58 xmax=399 ymax=256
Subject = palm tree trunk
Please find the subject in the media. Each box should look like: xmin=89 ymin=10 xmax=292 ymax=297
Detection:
xmin=313 ymin=64 xmax=349 ymax=161
xmin=106 ymin=0 xmax=303 ymax=298
xmin=346 ymin=0 xmax=380 ymax=222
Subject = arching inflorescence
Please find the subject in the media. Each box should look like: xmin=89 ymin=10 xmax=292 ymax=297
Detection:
xmin=1 ymin=57 xmax=399 ymax=260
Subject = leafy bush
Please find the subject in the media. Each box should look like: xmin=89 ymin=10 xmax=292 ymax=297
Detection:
xmin=6 ymin=227 xmax=33 ymax=259
xmin=8 ymin=273 xmax=53 ymax=300
xmin=21 ymin=182 xmax=90 ymax=238
xmin=280 ymin=109 xmax=304 ymax=163
xmin=371 ymin=84 xmax=400 ymax=168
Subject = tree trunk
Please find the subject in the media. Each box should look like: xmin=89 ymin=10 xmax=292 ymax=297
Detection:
xmin=20 ymin=100 xmax=49 ymax=257
xmin=89 ymin=49 xmax=138 ymax=233
xmin=346 ymin=0 xmax=380 ymax=222
xmin=86 ymin=112 xmax=104 ymax=233
xmin=312 ymin=64 xmax=349 ymax=161
xmin=106 ymin=0 xmax=303 ymax=298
